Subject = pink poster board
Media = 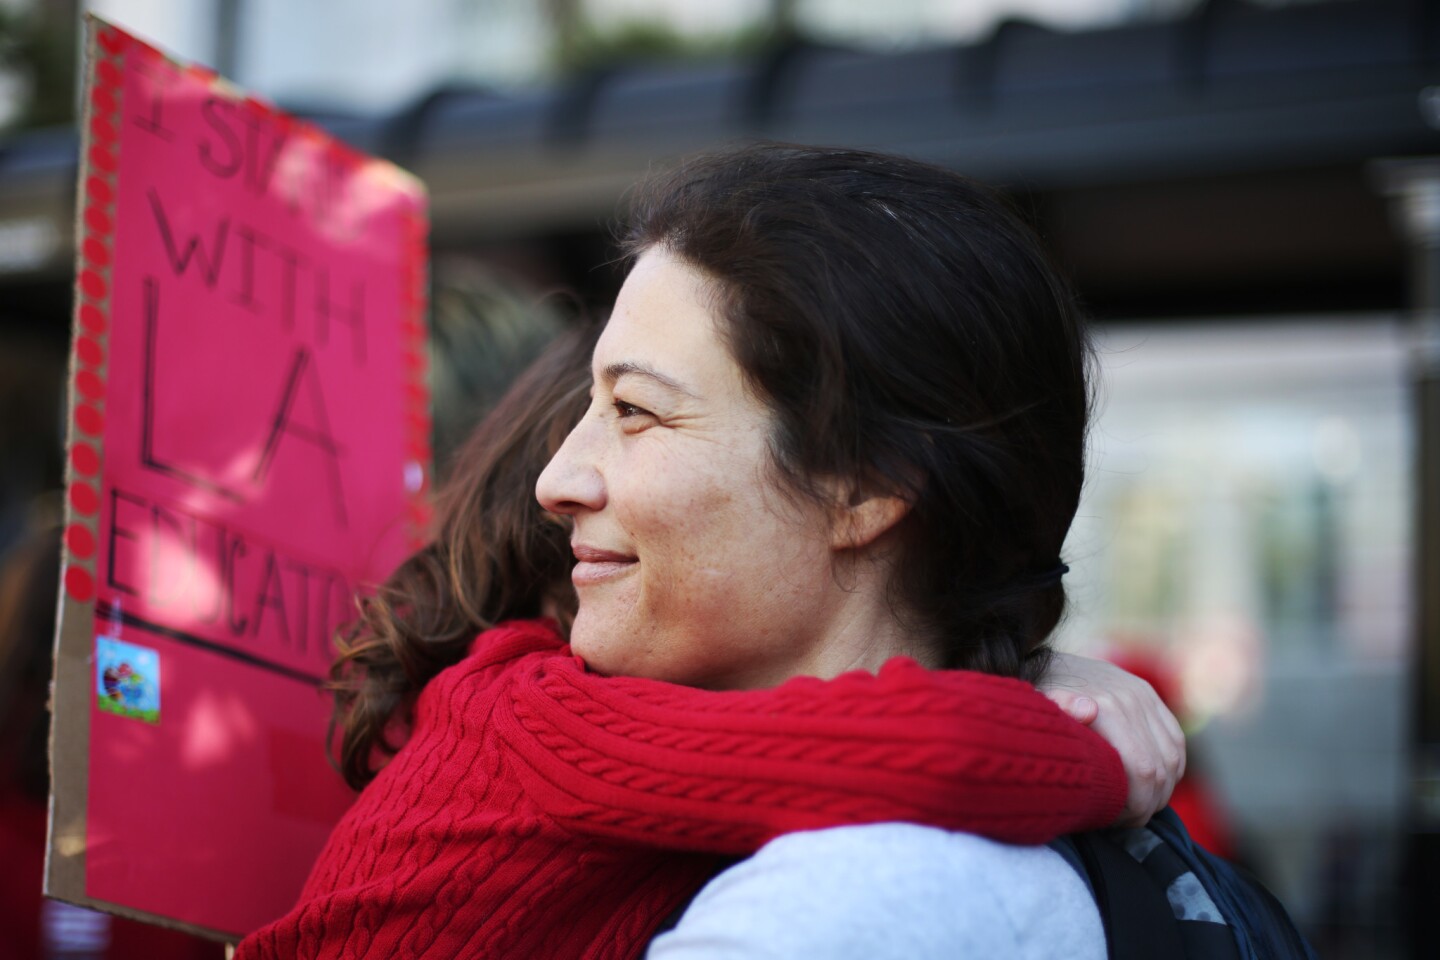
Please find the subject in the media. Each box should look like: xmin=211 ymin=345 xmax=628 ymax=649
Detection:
xmin=47 ymin=17 xmax=431 ymax=940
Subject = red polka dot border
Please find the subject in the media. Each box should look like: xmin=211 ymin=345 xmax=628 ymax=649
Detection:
xmin=71 ymin=443 xmax=100 ymax=476
xmin=65 ymin=524 xmax=97 ymax=559
xmin=64 ymin=567 xmax=96 ymax=604
xmin=69 ymin=481 xmax=99 ymax=517
xmin=401 ymin=201 xmax=433 ymax=550
xmin=63 ymin=24 xmax=124 ymax=605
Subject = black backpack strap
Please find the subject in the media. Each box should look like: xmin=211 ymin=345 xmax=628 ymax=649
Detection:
xmin=1147 ymin=809 xmax=1317 ymax=960
xmin=1066 ymin=831 xmax=1189 ymax=960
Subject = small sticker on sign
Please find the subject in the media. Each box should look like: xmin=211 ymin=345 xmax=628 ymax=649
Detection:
xmin=95 ymin=636 xmax=160 ymax=724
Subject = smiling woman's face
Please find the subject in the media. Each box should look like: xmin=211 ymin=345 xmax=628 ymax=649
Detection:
xmin=534 ymin=249 xmax=844 ymax=688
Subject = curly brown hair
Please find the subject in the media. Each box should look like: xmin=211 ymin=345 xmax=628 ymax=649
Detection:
xmin=327 ymin=322 xmax=596 ymax=790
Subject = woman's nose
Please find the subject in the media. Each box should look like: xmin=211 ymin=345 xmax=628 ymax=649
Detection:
xmin=536 ymin=420 xmax=606 ymax=516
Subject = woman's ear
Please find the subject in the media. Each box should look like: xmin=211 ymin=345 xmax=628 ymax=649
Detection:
xmin=829 ymin=490 xmax=910 ymax=551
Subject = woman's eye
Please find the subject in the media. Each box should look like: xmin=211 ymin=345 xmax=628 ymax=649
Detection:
xmin=612 ymin=399 xmax=658 ymax=431
xmin=613 ymin=399 xmax=650 ymax=419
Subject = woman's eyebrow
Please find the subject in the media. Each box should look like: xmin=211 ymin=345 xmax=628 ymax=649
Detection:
xmin=600 ymin=361 xmax=698 ymax=398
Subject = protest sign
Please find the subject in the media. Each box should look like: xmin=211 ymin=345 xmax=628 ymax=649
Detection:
xmin=47 ymin=17 xmax=430 ymax=940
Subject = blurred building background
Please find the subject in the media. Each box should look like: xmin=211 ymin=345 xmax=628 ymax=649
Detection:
xmin=0 ymin=0 xmax=1436 ymax=957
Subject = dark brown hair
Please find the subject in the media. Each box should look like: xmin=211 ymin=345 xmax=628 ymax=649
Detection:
xmin=327 ymin=322 xmax=596 ymax=789
xmin=622 ymin=143 xmax=1094 ymax=681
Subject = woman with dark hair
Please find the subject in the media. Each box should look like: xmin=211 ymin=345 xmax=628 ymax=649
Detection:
xmin=239 ymin=144 xmax=1179 ymax=959
xmin=537 ymin=144 xmax=1133 ymax=957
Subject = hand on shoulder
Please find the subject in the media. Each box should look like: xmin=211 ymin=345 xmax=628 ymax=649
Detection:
xmin=1039 ymin=651 xmax=1187 ymax=827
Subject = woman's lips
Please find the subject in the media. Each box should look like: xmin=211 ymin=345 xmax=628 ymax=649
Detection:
xmin=571 ymin=543 xmax=638 ymax=586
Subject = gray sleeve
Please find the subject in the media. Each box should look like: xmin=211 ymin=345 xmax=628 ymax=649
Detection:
xmin=645 ymin=823 xmax=1106 ymax=960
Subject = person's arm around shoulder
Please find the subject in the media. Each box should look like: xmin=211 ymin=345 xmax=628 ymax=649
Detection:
xmin=645 ymin=823 xmax=1106 ymax=960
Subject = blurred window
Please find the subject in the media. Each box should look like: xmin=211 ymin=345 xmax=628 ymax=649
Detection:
xmin=1057 ymin=316 xmax=1409 ymax=957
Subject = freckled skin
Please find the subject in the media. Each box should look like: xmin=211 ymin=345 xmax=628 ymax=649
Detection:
xmin=536 ymin=250 xmax=912 ymax=690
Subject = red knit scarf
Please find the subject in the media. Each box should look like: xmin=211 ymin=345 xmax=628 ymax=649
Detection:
xmin=238 ymin=619 xmax=1125 ymax=959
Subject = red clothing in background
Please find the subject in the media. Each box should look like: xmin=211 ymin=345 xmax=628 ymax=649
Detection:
xmin=239 ymin=619 xmax=1126 ymax=960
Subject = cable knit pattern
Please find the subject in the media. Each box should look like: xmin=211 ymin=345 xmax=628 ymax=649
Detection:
xmin=236 ymin=619 xmax=1125 ymax=960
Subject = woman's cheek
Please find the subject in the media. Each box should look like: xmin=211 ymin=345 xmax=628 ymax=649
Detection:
xmin=613 ymin=457 xmax=709 ymax=544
